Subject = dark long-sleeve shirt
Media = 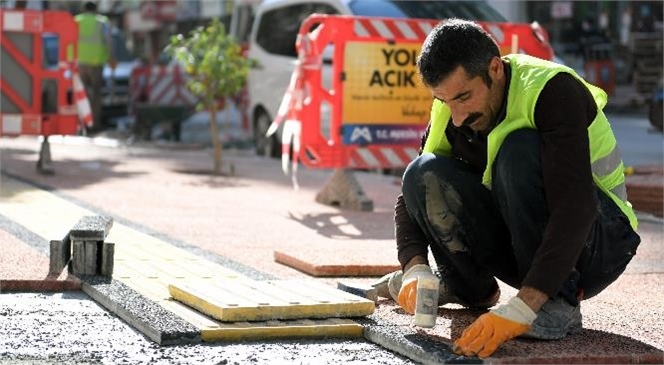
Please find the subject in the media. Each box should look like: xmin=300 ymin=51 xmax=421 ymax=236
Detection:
xmin=395 ymin=66 xmax=599 ymax=298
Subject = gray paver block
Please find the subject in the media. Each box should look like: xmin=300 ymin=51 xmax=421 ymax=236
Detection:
xmin=84 ymin=241 xmax=98 ymax=275
xmin=357 ymin=317 xmax=481 ymax=365
xmin=71 ymin=240 xmax=85 ymax=275
xmin=49 ymin=233 xmax=71 ymax=275
xmin=80 ymin=275 xmax=200 ymax=346
xmin=100 ymin=242 xmax=115 ymax=277
xmin=71 ymin=240 xmax=98 ymax=276
xmin=337 ymin=281 xmax=378 ymax=302
xmin=69 ymin=215 xmax=114 ymax=241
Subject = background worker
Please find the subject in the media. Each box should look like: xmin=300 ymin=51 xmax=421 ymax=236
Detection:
xmin=383 ymin=19 xmax=641 ymax=358
xmin=75 ymin=1 xmax=115 ymax=133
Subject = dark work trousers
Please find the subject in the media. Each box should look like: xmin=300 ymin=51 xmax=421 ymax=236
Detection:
xmin=401 ymin=129 xmax=640 ymax=306
xmin=79 ymin=64 xmax=104 ymax=131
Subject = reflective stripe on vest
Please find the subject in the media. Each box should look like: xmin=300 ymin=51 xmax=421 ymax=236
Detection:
xmin=592 ymin=145 xmax=627 ymax=200
xmin=75 ymin=13 xmax=109 ymax=66
xmin=423 ymin=54 xmax=637 ymax=230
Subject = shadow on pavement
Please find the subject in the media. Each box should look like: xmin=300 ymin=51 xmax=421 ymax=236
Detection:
xmin=288 ymin=211 xmax=395 ymax=240
xmin=1 ymin=147 xmax=146 ymax=196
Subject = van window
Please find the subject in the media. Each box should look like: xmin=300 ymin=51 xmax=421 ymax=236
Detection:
xmin=231 ymin=3 xmax=255 ymax=46
xmin=256 ymin=3 xmax=338 ymax=57
xmin=348 ymin=0 xmax=507 ymax=22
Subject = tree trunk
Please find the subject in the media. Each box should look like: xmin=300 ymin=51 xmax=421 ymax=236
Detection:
xmin=208 ymin=103 xmax=223 ymax=175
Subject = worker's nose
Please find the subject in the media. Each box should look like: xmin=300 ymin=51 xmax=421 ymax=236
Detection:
xmin=450 ymin=107 xmax=467 ymax=128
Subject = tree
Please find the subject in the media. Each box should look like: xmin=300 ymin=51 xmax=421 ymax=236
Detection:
xmin=166 ymin=18 xmax=253 ymax=175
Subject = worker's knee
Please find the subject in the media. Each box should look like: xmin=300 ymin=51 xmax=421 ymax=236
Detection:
xmin=402 ymin=153 xmax=457 ymax=203
xmin=403 ymin=153 xmax=456 ymax=188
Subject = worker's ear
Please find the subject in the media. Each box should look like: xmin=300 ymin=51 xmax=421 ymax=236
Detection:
xmin=488 ymin=56 xmax=503 ymax=80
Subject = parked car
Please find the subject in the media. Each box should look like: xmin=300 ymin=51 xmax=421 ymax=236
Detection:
xmin=101 ymin=27 xmax=141 ymax=126
xmin=649 ymin=78 xmax=663 ymax=132
xmin=244 ymin=0 xmax=555 ymax=157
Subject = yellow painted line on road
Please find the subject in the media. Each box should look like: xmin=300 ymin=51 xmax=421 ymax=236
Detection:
xmin=0 ymin=175 xmax=369 ymax=341
xmin=169 ymin=279 xmax=375 ymax=322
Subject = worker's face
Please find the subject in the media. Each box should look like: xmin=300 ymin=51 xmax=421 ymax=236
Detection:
xmin=430 ymin=57 xmax=504 ymax=133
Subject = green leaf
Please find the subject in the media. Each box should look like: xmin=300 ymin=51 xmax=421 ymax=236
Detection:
xmin=166 ymin=17 xmax=254 ymax=104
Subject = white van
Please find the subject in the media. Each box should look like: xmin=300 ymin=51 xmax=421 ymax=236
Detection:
xmin=243 ymin=0 xmax=549 ymax=157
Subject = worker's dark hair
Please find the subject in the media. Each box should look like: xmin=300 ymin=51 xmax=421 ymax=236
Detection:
xmin=84 ymin=1 xmax=97 ymax=12
xmin=417 ymin=19 xmax=500 ymax=88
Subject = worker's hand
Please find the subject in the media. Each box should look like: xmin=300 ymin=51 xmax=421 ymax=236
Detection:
xmin=397 ymin=264 xmax=437 ymax=314
xmin=453 ymin=297 xmax=537 ymax=358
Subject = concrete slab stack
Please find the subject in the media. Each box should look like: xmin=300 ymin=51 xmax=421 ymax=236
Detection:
xmin=49 ymin=215 xmax=115 ymax=277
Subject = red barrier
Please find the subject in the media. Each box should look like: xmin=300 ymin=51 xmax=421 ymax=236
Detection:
xmin=129 ymin=64 xmax=198 ymax=111
xmin=129 ymin=63 xmax=251 ymax=138
xmin=585 ymin=60 xmax=616 ymax=96
xmin=273 ymin=15 xmax=554 ymax=171
xmin=0 ymin=9 xmax=86 ymax=136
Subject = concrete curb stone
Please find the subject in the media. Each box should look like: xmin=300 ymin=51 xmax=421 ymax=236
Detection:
xmin=80 ymin=275 xmax=200 ymax=346
xmin=358 ymin=318 xmax=479 ymax=365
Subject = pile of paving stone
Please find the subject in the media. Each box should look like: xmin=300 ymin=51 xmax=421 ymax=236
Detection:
xmin=626 ymin=165 xmax=663 ymax=217
xmin=50 ymin=216 xmax=115 ymax=277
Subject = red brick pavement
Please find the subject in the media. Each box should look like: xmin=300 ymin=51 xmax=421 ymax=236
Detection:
xmin=627 ymin=164 xmax=664 ymax=217
xmin=0 ymin=136 xmax=662 ymax=363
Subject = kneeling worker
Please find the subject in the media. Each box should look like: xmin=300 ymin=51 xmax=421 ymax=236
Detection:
xmin=379 ymin=18 xmax=640 ymax=358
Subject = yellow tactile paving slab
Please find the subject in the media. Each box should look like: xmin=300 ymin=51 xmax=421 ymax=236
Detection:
xmin=169 ymin=279 xmax=375 ymax=322
xmin=200 ymin=318 xmax=364 ymax=341
xmin=0 ymin=175 xmax=242 ymax=311
xmin=0 ymin=175 xmax=368 ymax=340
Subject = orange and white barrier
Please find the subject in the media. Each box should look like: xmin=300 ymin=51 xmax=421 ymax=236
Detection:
xmin=0 ymin=9 xmax=81 ymax=137
xmin=129 ymin=64 xmax=198 ymax=112
xmin=0 ymin=114 xmax=42 ymax=136
xmin=128 ymin=63 xmax=251 ymax=144
xmin=273 ymin=15 xmax=554 ymax=172
xmin=73 ymin=72 xmax=93 ymax=127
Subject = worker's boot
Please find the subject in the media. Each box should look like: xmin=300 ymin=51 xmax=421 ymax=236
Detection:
xmin=520 ymin=296 xmax=582 ymax=340
xmin=372 ymin=269 xmax=499 ymax=309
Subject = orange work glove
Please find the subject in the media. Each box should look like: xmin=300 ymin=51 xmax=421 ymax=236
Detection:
xmin=453 ymin=297 xmax=537 ymax=358
xmin=397 ymin=264 xmax=437 ymax=314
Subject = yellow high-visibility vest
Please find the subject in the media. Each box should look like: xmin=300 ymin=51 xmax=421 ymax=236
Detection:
xmin=74 ymin=13 xmax=109 ymax=66
xmin=423 ymin=54 xmax=637 ymax=230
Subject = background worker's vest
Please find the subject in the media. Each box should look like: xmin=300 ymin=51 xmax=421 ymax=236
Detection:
xmin=75 ymin=13 xmax=109 ymax=66
xmin=423 ymin=54 xmax=638 ymax=230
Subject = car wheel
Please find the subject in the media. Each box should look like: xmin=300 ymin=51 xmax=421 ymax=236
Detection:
xmin=254 ymin=109 xmax=279 ymax=158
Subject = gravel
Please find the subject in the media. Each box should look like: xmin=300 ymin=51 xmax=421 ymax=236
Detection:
xmin=0 ymin=292 xmax=418 ymax=365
